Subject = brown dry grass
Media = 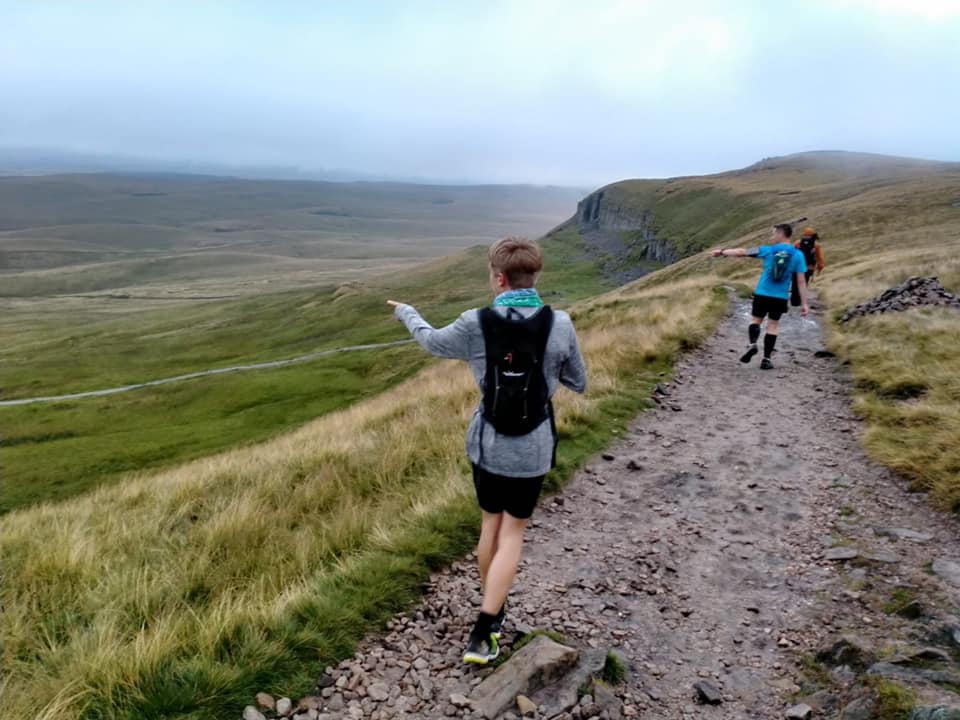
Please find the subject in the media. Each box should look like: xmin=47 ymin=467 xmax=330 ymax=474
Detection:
xmin=0 ymin=271 xmax=724 ymax=719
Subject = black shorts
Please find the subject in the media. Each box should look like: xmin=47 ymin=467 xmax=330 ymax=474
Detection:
xmin=791 ymin=271 xmax=814 ymax=306
xmin=472 ymin=464 xmax=544 ymax=520
xmin=752 ymin=294 xmax=789 ymax=321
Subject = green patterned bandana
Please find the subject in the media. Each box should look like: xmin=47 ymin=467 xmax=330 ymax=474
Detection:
xmin=492 ymin=288 xmax=543 ymax=308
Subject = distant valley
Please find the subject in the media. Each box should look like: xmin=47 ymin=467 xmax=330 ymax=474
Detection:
xmin=0 ymin=173 xmax=583 ymax=298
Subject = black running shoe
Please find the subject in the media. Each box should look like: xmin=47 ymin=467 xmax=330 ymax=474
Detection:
xmin=740 ymin=344 xmax=759 ymax=364
xmin=760 ymin=358 xmax=774 ymax=370
xmin=463 ymin=631 xmax=499 ymax=665
xmin=491 ymin=605 xmax=506 ymax=639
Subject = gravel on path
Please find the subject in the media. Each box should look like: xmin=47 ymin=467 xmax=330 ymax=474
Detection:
xmin=254 ymin=299 xmax=960 ymax=719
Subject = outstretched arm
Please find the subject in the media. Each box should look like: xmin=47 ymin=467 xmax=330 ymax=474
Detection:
xmin=387 ymin=300 xmax=473 ymax=360
xmin=711 ymin=247 xmax=759 ymax=258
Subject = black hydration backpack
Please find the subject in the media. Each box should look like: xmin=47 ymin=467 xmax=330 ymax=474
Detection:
xmin=771 ymin=249 xmax=793 ymax=282
xmin=478 ymin=306 xmax=554 ymax=437
xmin=799 ymin=236 xmax=818 ymax=269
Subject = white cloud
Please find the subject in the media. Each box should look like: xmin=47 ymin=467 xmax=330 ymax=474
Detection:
xmin=0 ymin=0 xmax=957 ymax=183
xmin=827 ymin=0 xmax=960 ymax=18
xmin=488 ymin=0 xmax=750 ymax=99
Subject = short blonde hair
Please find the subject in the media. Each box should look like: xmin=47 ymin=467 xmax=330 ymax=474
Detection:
xmin=488 ymin=237 xmax=543 ymax=289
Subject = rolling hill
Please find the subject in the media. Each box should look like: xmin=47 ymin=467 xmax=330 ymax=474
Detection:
xmin=2 ymin=151 xmax=959 ymax=720
xmin=0 ymin=175 xmax=590 ymax=512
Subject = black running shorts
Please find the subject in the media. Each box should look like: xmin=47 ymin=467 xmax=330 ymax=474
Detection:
xmin=752 ymin=294 xmax=789 ymax=321
xmin=472 ymin=464 xmax=545 ymax=520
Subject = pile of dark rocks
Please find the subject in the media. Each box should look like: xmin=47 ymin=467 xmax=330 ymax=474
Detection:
xmin=840 ymin=277 xmax=960 ymax=323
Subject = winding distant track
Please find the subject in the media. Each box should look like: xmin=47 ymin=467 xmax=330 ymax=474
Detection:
xmin=0 ymin=339 xmax=415 ymax=407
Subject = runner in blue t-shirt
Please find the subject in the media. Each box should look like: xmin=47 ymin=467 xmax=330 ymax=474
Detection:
xmin=711 ymin=223 xmax=809 ymax=370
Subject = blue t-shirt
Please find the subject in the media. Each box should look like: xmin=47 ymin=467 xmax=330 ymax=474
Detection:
xmin=754 ymin=244 xmax=807 ymax=299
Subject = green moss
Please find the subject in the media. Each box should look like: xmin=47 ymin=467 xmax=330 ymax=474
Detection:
xmin=797 ymin=653 xmax=833 ymax=688
xmin=866 ymin=678 xmax=916 ymax=720
xmin=882 ymin=588 xmax=917 ymax=615
xmin=602 ymin=651 xmax=627 ymax=685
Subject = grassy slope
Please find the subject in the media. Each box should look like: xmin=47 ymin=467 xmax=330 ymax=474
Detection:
xmin=0 ymin=239 xmax=609 ymax=513
xmin=597 ymin=179 xmax=763 ymax=255
xmin=1 ymin=240 xmax=603 ymax=400
xmin=0 ymin=175 xmax=593 ymax=513
xmin=0 ymin=271 xmax=728 ymax=720
xmin=3 ymin=151 xmax=960 ymax=718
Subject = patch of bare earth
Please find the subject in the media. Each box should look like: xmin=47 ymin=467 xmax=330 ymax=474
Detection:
xmin=249 ymin=300 xmax=960 ymax=720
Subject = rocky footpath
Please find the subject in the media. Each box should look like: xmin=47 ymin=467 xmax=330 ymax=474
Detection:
xmin=840 ymin=276 xmax=960 ymax=322
xmin=246 ymin=300 xmax=960 ymax=719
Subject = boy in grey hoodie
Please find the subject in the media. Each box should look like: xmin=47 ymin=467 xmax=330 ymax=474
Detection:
xmin=388 ymin=237 xmax=587 ymax=664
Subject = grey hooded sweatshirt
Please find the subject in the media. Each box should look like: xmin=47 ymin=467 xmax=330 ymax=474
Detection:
xmin=394 ymin=302 xmax=587 ymax=477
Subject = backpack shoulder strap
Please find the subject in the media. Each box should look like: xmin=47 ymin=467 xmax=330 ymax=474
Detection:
xmin=533 ymin=306 xmax=554 ymax=361
xmin=478 ymin=307 xmax=502 ymax=376
xmin=478 ymin=307 xmax=498 ymax=341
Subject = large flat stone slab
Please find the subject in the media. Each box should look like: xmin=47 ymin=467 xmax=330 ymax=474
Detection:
xmin=470 ymin=635 xmax=580 ymax=719
xmin=530 ymin=647 xmax=607 ymax=718
xmin=910 ymin=706 xmax=960 ymax=720
xmin=867 ymin=662 xmax=960 ymax=687
xmin=933 ymin=558 xmax=960 ymax=589
xmin=876 ymin=527 xmax=934 ymax=543
xmin=824 ymin=547 xmax=859 ymax=561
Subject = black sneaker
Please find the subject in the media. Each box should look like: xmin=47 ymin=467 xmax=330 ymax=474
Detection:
xmin=760 ymin=358 xmax=774 ymax=370
xmin=740 ymin=344 xmax=759 ymax=364
xmin=491 ymin=606 xmax=506 ymax=639
xmin=463 ymin=631 xmax=499 ymax=665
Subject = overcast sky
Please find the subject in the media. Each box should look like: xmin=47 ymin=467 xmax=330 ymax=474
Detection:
xmin=1 ymin=0 xmax=958 ymax=185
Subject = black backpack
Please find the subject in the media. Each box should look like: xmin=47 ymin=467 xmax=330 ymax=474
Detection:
xmin=799 ymin=236 xmax=817 ymax=268
xmin=478 ymin=306 xmax=554 ymax=437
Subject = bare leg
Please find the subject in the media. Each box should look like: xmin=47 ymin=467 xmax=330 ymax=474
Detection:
xmin=481 ymin=514 xmax=528 ymax=615
xmin=766 ymin=318 xmax=780 ymax=335
xmin=476 ymin=510 xmax=502 ymax=592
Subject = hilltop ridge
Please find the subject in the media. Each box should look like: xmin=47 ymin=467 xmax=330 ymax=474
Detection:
xmin=546 ymin=150 xmax=960 ymax=283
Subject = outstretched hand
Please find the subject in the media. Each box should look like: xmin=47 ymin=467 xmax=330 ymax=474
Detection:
xmin=801 ymin=304 xmax=810 ymax=318
xmin=386 ymin=300 xmax=402 ymax=308
xmin=711 ymin=248 xmax=724 ymax=257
